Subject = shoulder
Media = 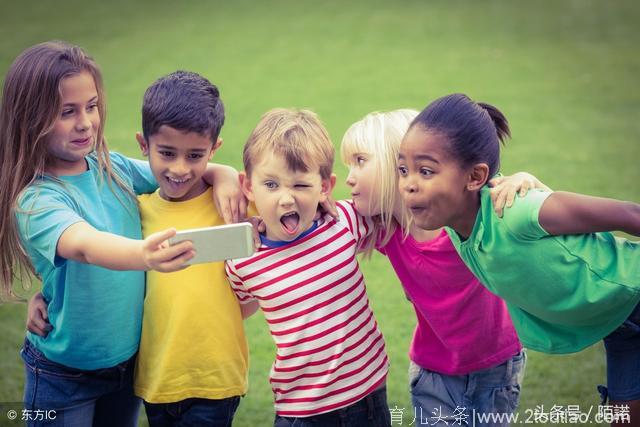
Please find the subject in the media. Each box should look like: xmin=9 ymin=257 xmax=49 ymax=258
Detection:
xmin=18 ymin=180 xmax=74 ymax=210
xmin=335 ymin=199 xmax=359 ymax=226
xmin=500 ymin=189 xmax=552 ymax=239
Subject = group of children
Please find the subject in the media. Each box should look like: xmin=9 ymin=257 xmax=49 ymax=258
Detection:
xmin=0 ymin=40 xmax=638 ymax=427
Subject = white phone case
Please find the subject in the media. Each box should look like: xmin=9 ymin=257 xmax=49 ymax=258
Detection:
xmin=168 ymin=223 xmax=255 ymax=265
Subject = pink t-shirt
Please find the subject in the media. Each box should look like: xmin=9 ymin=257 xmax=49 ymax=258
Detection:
xmin=379 ymin=227 xmax=521 ymax=375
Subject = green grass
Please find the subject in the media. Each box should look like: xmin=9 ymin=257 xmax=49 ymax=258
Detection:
xmin=1 ymin=1 xmax=638 ymax=426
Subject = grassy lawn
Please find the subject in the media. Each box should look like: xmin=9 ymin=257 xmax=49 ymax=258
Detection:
xmin=1 ymin=1 xmax=638 ymax=426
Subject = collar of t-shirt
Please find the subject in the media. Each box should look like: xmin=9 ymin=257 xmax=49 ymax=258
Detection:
xmin=260 ymin=220 xmax=320 ymax=248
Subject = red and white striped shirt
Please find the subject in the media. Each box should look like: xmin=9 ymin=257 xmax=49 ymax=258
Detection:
xmin=225 ymin=200 xmax=388 ymax=416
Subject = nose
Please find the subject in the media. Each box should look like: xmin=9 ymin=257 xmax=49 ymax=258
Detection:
xmin=170 ymin=158 xmax=190 ymax=177
xmin=345 ymin=168 xmax=356 ymax=187
xmin=279 ymin=190 xmax=295 ymax=207
xmin=400 ymin=175 xmax=418 ymax=194
xmin=75 ymin=110 xmax=91 ymax=132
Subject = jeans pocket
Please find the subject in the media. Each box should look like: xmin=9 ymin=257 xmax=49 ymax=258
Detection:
xmin=493 ymin=384 xmax=521 ymax=414
xmin=22 ymin=339 xmax=84 ymax=380
xmin=409 ymin=362 xmax=426 ymax=390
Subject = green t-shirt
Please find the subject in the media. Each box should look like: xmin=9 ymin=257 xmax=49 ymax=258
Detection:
xmin=447 ymin=187 xmax=640 ymax=354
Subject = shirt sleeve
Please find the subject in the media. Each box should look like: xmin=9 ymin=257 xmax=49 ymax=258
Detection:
xmin=224 ymin=260 xmax=256 ymax=305
xmin=17 ymin=187 xmax=86 ymax=267
xmin=110 ymin=152 xmax=157 ymax=195
xmin=501 ymin=189 xmax=553 ymax=240
xmin=336 ymin=200 xmax=374 ymax=246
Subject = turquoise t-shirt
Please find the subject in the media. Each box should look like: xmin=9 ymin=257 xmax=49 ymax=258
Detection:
xmin=447 ymin=186 xmax=640 ymax=354
xmin=17 ymin=152 xmax=156 ymax=369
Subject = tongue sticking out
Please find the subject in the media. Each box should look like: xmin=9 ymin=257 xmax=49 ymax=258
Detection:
xmin=280 ymin=213 xmax=300 ymax=233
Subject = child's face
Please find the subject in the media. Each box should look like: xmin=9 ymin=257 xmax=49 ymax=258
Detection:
xmin=242 ymin=152 xmax=332 ymax=242
xmin=45 ymin=71 xmax=100 ymax=175
xmin=137 ymin=126 xmax=220 ymax=202
xmin=398 ymin=127 xmax=470 ymax=230
xmin=345 ymin=151 xmax=382 ymax=217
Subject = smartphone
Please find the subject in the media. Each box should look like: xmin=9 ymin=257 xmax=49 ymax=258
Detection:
xmin=168 ymin=222 xmax=255 ymax=265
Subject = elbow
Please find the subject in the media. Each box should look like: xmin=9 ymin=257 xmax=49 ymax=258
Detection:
xmin=623 ymin=201 xmax=640 ymax=236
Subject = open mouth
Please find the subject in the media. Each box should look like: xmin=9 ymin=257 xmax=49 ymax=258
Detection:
xmin=280 ymin=212 xmax=300 ymax=235
xmin=165 ymin=176 xmax=190 ymax=190
xmin=409 ymin=206 xmax=427 ymax=215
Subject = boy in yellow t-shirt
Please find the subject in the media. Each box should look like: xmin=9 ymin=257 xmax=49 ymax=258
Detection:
xmin=134 ymin=71 xmax=257 ymax=426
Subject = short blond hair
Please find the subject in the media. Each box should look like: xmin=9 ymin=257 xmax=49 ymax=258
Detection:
xmin=341 ymin=109 xmax=418 ymax=256
xmin=243 ymin=108 xmax=334 ymax=180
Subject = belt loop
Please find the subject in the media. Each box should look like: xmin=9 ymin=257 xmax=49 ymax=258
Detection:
xmin=367 ymin=392 xmax=375 ymax=420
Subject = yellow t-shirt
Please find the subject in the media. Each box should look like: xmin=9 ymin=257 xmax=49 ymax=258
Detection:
xmin=134 ymin=188 xmax=249 ymax=403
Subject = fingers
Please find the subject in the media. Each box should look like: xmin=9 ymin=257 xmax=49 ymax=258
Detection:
xmin=146 ymin=228 xmax=177 ymax=248
xmin=239 ymin=198 xmax=248 ymax=222
xmin=157 ymin=240 xmax=194 ymax=262
xmin=246 ymin=217 xmax=264 ymax=248
xmin=219 ymin=203 xmax=233 ymax=225
xmin=319 ymin=198 xmax=339 ymax=220
xmin=488 ymin=176 xmax=504 ymax=188
xmin=26 ymin=306 xmax=52 ymax=337
xmin=492 ymin=188 xmax=506 ymax=217
xmin=519 ymin=180 xmax=533 ymax=197
xmin=155 ymin=249 xmax=196 ymax=272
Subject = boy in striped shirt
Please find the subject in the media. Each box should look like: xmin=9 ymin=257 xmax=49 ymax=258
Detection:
xmin=225 ymin=108 xmax=390 ymax=426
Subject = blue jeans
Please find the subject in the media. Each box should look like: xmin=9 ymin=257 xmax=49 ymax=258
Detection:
xmin=21 ymin=338 xmax=140 ymax=427
xmin=409 ymin=350 xmax=526 ymax=427
xmin=601 ymin=301 xmax=640 ymax=402
xmin=273 ymin=387 xmax=391 ymax=427
xmin=144 ymin=396 xmax=241 ymax=427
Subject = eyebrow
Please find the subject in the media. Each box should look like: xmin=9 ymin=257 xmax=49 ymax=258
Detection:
xmin=398 ymin=153 xmax=440 ymax=164
xmin=155 ymin=144 xmax=208 ymax=153
xmin=62 ymin=96 xmax=98 ymax=107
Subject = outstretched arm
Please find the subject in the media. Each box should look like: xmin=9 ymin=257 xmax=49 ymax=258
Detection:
xmin=539 ymin=191 xmax=640 ymax=236
xmin=57 ymin=222 xmax=194 ymax=272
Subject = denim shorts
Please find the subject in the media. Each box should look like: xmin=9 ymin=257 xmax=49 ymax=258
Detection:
xmin=144 ymin=396 xmax=241 ymax=427
xmin=20 ymin=338 xmax=140 ymax=427
xmin=409 ymin=350 xmax=526 ymax=427
xmin=273 ymin=386 xmax=391 ymax=427
xmin=601 ymin=301 xmax=640 ymax=402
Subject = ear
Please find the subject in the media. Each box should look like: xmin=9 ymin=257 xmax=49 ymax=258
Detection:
xmin=239 ymin=171 xmax=255 ymax=202
xmin=466 ymin=163 xmax=490 ymax=191
xmin=319 ymin=174 xmax=337 ymax=203
xmin=136 ymin=132 xmax=149 ymax=156
xmin=208 ymin=137 xmax=223 ymax=160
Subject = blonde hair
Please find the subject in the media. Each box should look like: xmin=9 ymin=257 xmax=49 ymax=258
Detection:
xmin=243 ymin=108 xmax=334 ymax=180
xmin=341 ymin=109 xmax=418 ymax=257
xmin=0 ymin=41 xmax=134 ymax=299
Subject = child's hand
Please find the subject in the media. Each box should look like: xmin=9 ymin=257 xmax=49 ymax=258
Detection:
xmin=26 ymin=292 xmax=52 ymax=337
xmin=489 ymin=172 xmax=552 ymax=217
xmin=141 ymin=228 xmax=195 ymax=272
xmin=209 ymin=165 xmax=248 ymax=224
xmin=245 ymin=217 xmax=265 ymax=249
xmin=318 ymin=195 xmax=339 ymax=221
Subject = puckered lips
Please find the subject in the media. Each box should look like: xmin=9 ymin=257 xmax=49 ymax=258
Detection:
xmin=70 ymin=136 xmax=92 ymax=147
xmin=280 ymin=211 xmax=300 ymax=235
xmin=408 ymin=204 xmax=427 ymax=216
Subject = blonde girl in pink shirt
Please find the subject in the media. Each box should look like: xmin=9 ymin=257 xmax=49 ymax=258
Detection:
xmin=341 ymin=109 xmax=548 ymax=426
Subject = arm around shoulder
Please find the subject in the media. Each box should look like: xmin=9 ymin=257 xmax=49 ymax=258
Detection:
xmin=538 ymin=191 xmax=640 ymax=236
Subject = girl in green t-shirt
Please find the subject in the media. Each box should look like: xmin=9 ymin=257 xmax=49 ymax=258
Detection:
xmin=397 ymin=93 xmax=640 ymax=424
